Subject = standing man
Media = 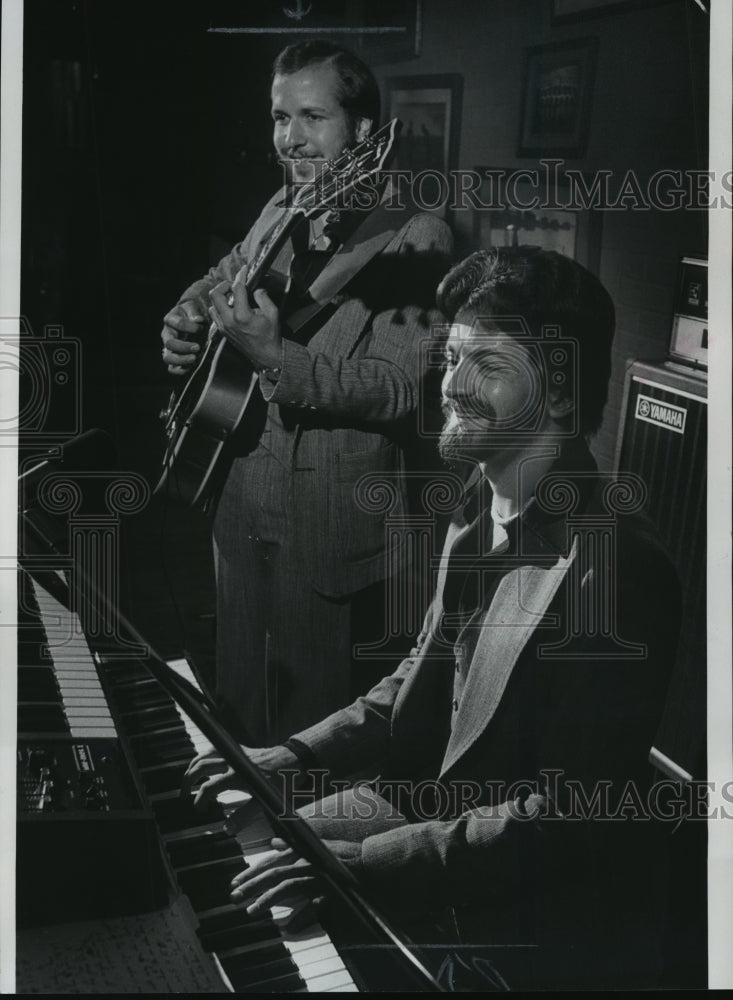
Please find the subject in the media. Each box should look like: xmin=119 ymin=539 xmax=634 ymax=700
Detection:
xmin=187 ymin=247 xmax=681 ymax=990
xmin=161 ymin=41 xmax=453 ymax=744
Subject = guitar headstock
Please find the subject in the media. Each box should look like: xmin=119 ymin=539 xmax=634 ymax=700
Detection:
xmin=290 ymin=118 xmax=402 ymax=216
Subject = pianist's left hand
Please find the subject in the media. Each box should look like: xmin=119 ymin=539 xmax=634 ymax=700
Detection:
xmin=229 ymin=837 xmax=361 ymax=923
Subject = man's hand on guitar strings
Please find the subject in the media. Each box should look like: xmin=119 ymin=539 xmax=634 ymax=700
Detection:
xmin=209 ymin=273 xmax=283 ymax=371
xmin=161 ymin=301 xmax=205 ymax=375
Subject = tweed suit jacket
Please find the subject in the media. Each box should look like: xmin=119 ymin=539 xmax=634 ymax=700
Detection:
xmin=290 ymin=448 xmax=681 ymax=982
xmin=177 ymin=186 xmax=454 ymax=596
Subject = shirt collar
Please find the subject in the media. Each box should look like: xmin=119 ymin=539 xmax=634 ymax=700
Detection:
xmin=457 ymin=438 xmax=599 ymax=558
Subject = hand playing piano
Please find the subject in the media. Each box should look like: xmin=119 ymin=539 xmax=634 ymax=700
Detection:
xmin=229 ymin=837 xmax=362 ymax=928
xmin=182 ymin=745 xmax=304 ymax=807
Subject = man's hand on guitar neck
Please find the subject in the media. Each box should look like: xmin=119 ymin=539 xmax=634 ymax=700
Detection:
xmin=161 ymin=300 xmax=205 ymax=375
xmin=209 ymin=270 xmax=283 ymax=372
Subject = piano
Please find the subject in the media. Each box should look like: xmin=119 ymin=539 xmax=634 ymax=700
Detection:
xmin=16 ymin=569 xmax=441 ymax=994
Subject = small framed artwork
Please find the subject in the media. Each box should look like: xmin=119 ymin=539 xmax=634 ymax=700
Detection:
xmin=518 ymin=38 xmax=598 ymax=158
xmin=384 ymin=73 xmax=463 ymax=216
xmin=472 ymin=166 xmax=603 ymax=276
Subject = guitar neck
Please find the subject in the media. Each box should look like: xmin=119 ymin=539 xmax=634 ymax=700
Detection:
xmin=242 ymin=120 xmax=401 ymax=293
xmin=244 ymin=205 xmax=304 ymax=293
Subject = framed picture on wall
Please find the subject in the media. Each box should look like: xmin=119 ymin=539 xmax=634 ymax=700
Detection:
xmin=472 ymin=166 xmax=603 ymax=275
xmin=384 ymin=73 xmax=463 ymax=217
xmin=518 ymin=37 xmax=598 ymax=158
xmin=552 ymin=0 xmax=674 ymax=24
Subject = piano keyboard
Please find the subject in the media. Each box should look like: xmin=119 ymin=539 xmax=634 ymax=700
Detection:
xmin=16 ymin=574 xmax=169 ymax=928
xmin=101 ymin=653 xmax=359 ymax=992
xmin=20 ymin=576 xmax=116 ymax=739
xmin=18 ymin=571 xmax=368 ymax=991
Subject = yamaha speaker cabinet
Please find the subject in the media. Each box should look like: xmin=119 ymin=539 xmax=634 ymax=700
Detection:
xmin=615 ymin=359 xmax=707 ymax=779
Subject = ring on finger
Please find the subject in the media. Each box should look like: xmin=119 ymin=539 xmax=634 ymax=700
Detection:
xmin=227 ymin=293 xmax=235 ymax=308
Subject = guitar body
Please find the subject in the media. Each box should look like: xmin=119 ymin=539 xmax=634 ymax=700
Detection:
xmin=156 ymin=336 xmax=258 ymax=510
xmin=155 ymin=120 xmax=401 ymax=510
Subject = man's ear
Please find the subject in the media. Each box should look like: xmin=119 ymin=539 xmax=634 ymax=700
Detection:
xmin=354 ymin=117 xmax=372 ymax=143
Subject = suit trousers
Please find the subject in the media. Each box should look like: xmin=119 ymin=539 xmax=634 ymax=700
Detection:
xmin=213 ymin=447 xmax=405 ymax=745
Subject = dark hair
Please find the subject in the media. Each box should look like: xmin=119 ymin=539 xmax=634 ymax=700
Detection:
xmin=272 ymin=40 xmax=380 ymax=126
xmin=437 ymin=247 xmax=615 ymax=435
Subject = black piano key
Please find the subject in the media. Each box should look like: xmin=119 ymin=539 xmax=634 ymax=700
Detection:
xmin=119 ymin=705 xmax=185 ymax=735
xmin=128 ymin=727 xmax=194 ymax=767
xmin=175 ymin=857 xmax=247 ymax=912
xmin=112 ymin=680 xmax=172 ymax=713
xmin=198 ymin=910 xmax=281 ymax=946
xmin=150 ymin=793 xmax=222 ymax=834
xmin=18 ymin=667 xmax=59 ymax=701
xmin=102 ymin=660 xmax=154 ymax=685
xmin=167 ymin=828 xmax=243 ymax=868
xmin=128 ymin=726 xmax=190 ymax=751
xmin=200 ymin=926 xmax=288 ymax=956
xmin=223 ymin=955 xmax=303 ymax=990
xmin=139 ymin=760 xmax=192 ymax=795
xmin=224 ymin=962 xmax=304 ymax=994
xmin=18 ymin=702 xmax=68 ymax=733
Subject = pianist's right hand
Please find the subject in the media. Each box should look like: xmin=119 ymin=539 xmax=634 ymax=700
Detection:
xmin=182 ymin=745 xmax=305 ymax=807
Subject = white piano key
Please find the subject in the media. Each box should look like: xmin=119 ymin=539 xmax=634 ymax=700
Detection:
xmin=55 ymin=671 xmax=102 ymax=683
xmin=71 ymin=726 xmax=115 ymax=740
xmin=293 ymin=951 xmax=343 ymax=977
xmin=29 ymin=580 xmax=118 ymax=740
xmin=217 ymin=789 xmax=251 ymax=808
xmin=65 ymin=705 xmax=113 ymax=718
xmin=306 ymin=968 xmax=358 ymax=991
xmin=279 ymin=921 xmax=357 ymax=990
xmin=283 ymin=940 xmax=337 ymax=964
xmin=283 ymin=931 xmax=331 ymax=955
xmin=62 ymin=696 xmax=111 ymax=707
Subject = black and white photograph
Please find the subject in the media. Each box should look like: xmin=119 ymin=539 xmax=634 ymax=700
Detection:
xmin=2 ymin=0 xmax=731 ymax=992
xmin=385 ymin=73 xmax=463 ymax=191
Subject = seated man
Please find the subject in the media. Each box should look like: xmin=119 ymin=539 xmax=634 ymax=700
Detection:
xmin=185 ymin=247 xmax=681 ymax=990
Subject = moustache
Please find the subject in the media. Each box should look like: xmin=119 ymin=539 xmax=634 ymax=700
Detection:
xmin=278 ymin=156 xmax=326 ymax=187
xmin=441 ymin=398 xmax=488 ymax=422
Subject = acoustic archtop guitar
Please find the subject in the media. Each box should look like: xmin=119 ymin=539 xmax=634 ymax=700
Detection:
xmin=156 ymin=119 xmax=400 ymax=512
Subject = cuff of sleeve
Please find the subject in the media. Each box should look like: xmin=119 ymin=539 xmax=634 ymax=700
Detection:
xmin=255 ymin=343 xmax=285 ymax=398
xmin=283 ymin=737 xmax=322 ymax=772
xmin=259 ymin=339 xmax=313 ymax=404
